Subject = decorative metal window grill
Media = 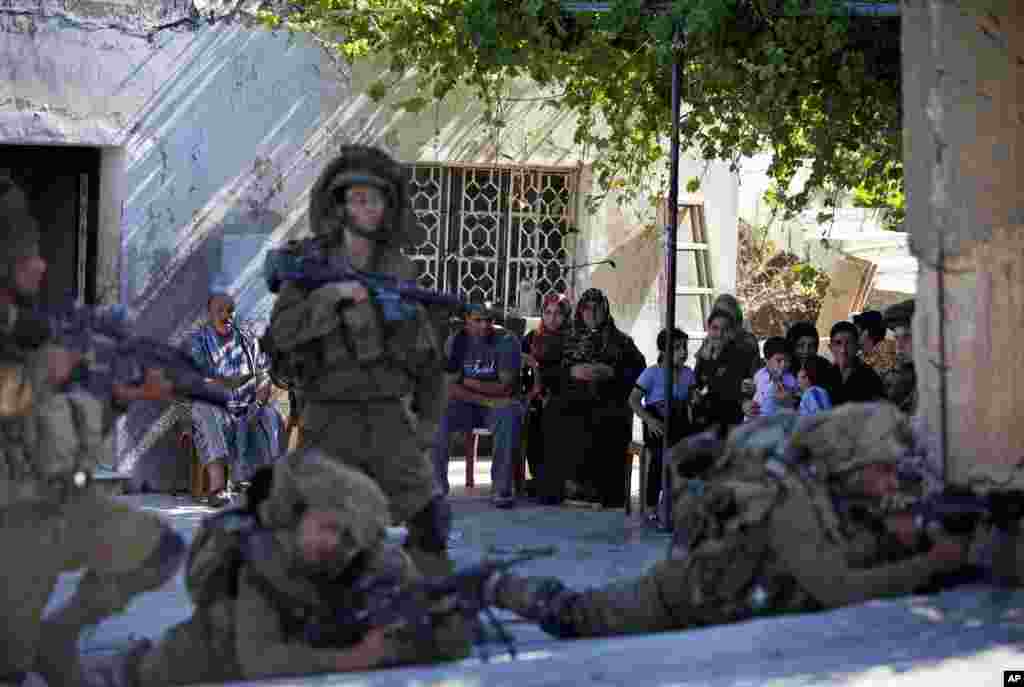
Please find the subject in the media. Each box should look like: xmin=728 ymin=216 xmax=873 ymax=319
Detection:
xmin=403 ymin=164 xmax=577 ymax=313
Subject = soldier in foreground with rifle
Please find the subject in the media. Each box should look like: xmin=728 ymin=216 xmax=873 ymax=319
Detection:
xmin=85 ymin=449 xmax=538 ymax=686
xmin=0 ymin=179 xmax=190 ymax=687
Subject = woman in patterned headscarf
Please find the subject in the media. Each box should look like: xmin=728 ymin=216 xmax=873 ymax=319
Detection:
xmin=520 ymin=292 xmax=573 ymax=496
xmin=539 ymin=288 xmax=646 ymax=507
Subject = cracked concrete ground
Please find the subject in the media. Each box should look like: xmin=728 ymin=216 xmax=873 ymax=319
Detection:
xmin=32 ymin=459 xmax=1024 ymax=686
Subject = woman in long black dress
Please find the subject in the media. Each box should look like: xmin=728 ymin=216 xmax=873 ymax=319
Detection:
xmin=540 ymin=288 xmax=646 ymax=508
xmin=521 ymin=293 xmax=572 ymax=496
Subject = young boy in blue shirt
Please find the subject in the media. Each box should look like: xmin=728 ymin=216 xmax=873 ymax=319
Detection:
xmin=629 ymin=328 xmax=695 ymax=519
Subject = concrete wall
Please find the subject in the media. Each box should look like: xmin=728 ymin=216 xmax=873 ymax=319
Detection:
xmin=902 ymin=0 xmax=1024 ymax=488
xmin=1 ymin=5 xmax=739 ymax=489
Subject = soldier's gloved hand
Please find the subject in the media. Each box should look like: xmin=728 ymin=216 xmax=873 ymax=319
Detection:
xmin=312 ymin=281 xmax=369 ymax=307
xmin=112 ymin=368 xmax=176 ymax=403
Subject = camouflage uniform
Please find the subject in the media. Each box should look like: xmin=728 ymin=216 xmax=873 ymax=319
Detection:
xmin=0 ymin=180 xmax=184 ymax=686
xmin=266 ymin=147 xmax=451 ymax=578
xmin=489 ymin=405 xmax=962 ymax=639
xmin=127 ymin=450 xmax=466 ymax=686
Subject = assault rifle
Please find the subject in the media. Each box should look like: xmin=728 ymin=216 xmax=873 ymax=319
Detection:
xmin=39 ymin=301 xmax=232 ymax=408
xmin=909 ymin=487 xmax=1024 ymax=537
xmin=264 ymin=248 xmax=466 ymax=321
xmin=306 ymin=547 xmax=557 ymax=661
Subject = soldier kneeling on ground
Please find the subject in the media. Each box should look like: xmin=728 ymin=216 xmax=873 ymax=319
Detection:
xmin=479 ymin=404 xmax=974 ymax=639
xmin=87 ymin=450 xmax=467 ymax=687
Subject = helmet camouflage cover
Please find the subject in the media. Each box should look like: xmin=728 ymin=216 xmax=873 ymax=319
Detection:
xmin=260 ymin=448 xmax=391 ymax=557
xmin=308 ymin=145 xmax=422 ymax=246
xmin=789 ymin=402 xmax=912 ymax=477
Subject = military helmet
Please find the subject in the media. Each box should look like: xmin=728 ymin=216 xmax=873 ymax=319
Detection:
xmin=0 ymin=178 xmax=41 ymax=284
xmin=260 ymin=448 xmax=390 ymax=556
xmin=789 ymin=402 xmax=912 ymax=476
xmin=308 ymin=145 xmax=416 ymax=245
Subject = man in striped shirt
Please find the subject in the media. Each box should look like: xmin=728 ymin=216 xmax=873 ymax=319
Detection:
xmin=182 ymin=290 xmax=284 ymax=506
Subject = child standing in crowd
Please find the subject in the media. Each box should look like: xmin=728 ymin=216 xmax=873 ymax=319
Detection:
xmin=629 ymin=328 xmax=695 ymax=522
xmin=746 ymin=336 xmax=799 ymax=419
xmin=797 ymin=356 xmax=832 ymax=416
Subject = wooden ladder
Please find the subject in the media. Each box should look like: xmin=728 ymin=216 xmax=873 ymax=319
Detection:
xmin=660 ymin=201 xmax=715 ymax=327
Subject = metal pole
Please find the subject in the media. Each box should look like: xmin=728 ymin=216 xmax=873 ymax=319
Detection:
xmin=659 ymin=38 xmax=682 ymax=528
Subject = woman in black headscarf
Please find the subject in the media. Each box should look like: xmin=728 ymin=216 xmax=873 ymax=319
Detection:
xmin=539 ymin=288 xmax=646 ymax=508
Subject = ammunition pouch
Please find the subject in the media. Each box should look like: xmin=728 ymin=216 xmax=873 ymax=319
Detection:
xmin=339 ymin=299 xmax=387 ymax=364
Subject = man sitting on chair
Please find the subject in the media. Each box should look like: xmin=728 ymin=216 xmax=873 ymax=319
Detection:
xmin=433 ymin=303 xmax=523 ymax=508
xmin=180 ymin=289 xmax=285 ymax=507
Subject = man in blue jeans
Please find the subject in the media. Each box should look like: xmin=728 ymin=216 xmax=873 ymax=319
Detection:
xmin=434 ymin=305 xmax=523 ymax=507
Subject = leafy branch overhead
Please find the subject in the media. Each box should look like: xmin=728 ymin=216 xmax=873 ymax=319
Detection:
xmin=258 ymin=0 xmax=903 ymax=221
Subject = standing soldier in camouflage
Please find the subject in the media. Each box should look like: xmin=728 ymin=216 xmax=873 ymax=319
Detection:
xmin=265 ymin=146 xmax=452 ymax=579
xmin=482 ymin=404 xmax=969 ymax=639
xmin=0 ymin=179 xmax=186 ymax=686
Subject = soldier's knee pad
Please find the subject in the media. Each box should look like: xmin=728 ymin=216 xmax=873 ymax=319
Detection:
xmin=406 ymin=496 xmax=450 ymax=554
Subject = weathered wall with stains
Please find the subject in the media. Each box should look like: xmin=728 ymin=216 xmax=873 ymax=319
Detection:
xmin=903 ymin=0 xmax=1024 ymax=488
xmin=0 ymin=3 xmax=738 ymax=489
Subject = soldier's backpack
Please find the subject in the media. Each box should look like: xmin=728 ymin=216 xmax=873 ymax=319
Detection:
xmin=666 ymin=415 xmax=808 ymax=607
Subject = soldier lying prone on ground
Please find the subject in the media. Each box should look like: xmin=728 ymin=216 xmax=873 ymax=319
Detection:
xmin=480 ymin=405 xmax=975 ymax=639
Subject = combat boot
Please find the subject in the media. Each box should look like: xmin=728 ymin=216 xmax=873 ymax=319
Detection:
xmin=34 ymin=529 xmax=184 ymax=687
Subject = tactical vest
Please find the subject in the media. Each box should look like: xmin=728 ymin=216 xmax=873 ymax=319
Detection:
xmin=0 ymin=340 xmax=106 ymax=507
xmin=266 ymin=236 xmax=439 ymax=403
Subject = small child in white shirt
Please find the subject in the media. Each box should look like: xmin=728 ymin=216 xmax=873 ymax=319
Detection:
xmin=747 ymin=336 xmax=799 ymax=419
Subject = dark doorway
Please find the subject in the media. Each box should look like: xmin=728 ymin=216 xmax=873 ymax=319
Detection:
xmin=0 ymin=145 xmax=102 ymax=306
